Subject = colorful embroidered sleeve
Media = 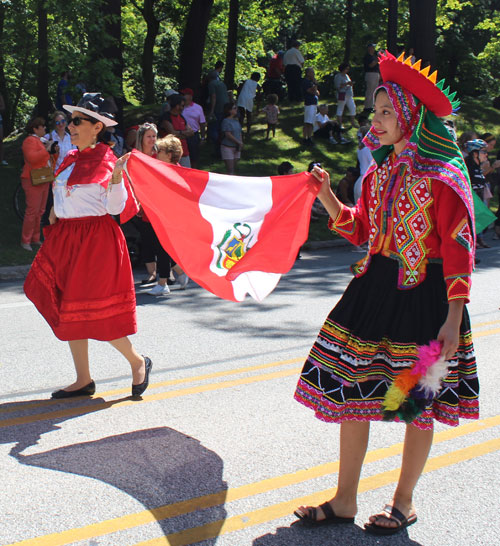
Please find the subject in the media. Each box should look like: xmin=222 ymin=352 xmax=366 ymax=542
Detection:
xmin=327 ymin=178 xmax=371 ymax=245
xmin=433 ymin=181 xmax=474 ymax=302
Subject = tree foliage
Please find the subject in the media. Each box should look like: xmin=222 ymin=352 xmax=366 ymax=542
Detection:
xmin=0 ymin=0 xmax=498 ymax=134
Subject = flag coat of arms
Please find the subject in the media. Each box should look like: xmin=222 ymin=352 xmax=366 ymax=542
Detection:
xmin=125 ymin=151 xmax=320 ymax=302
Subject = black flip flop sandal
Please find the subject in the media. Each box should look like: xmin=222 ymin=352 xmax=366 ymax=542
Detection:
xmin=293 ymin=501 xmax=355 ymax=527
xmin=364 ymin=504 xmax=417 ymax=536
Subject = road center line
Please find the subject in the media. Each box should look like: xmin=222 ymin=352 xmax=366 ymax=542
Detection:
xmin=2 ymin=325 xmax=499 ymax=428
xmin=6 ymin=415 xmax=500 ymax=546
xmin=136 ymin=437 xmax=500 ymax=546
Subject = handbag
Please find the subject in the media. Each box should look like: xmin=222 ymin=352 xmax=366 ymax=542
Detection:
xmin=338 ymin=91 xmax=346 ymax=101
xmin=31 ymin=166 xmax=54 ymax=186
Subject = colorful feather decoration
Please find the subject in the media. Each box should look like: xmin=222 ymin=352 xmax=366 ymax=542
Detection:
xmin=382 ymin=340 xmax=448 ymax=423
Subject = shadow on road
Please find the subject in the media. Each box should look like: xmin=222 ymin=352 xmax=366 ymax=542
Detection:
xmin=1 ymin=400 xmax=227 ymax=543
xmin=253 ymin=520 xmax=423 ymax=546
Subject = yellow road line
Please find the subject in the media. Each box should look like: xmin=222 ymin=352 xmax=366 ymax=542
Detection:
xmin=7 ymin=415 xmax=500 ymax=546
xmin=0 ymin=367 xmax=302 ymax=429
xmin=156 ymin=437 xmax=500 ymax=545
xmin=3 ymin=319 xmax=499 ymax=417
xmin=0 ymin=358 xmax=304 ymax=415
xmin=2 ymin=323 xmax=499 ymax=421
xmin=135 ymin=437 xmax=500 ymax=546
xmin=473 ymin=327 xmax=500 ymax=338
xmin=2 ymin=324 xmax=500 ymax=428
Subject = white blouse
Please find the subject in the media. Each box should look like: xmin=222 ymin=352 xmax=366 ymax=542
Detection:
xmin=49 ymin=130 xmax=76 ymax=170
xmin=53 ymin=163 xmax=128 ymax=219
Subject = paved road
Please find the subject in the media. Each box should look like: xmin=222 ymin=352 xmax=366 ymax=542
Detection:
xmin=1 ymin=241 xmax=499 ymax=546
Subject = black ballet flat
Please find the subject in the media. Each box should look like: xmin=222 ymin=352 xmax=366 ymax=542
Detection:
xmin=51 ymin=380 xmax=96 ymax=399
xmin=131 ymin=356 xmax=153 ymax=397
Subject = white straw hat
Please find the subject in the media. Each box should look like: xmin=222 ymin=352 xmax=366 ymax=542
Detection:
xmin=63 ymin=93 xmax=118 ymax=127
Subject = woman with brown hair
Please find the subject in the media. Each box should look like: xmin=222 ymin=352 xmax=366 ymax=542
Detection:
xmin=20 ymin=117 xmax=57 ymax=250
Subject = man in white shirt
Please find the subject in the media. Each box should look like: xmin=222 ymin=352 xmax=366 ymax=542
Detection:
xmin=283 ymin=39 xmax=304 ymax=102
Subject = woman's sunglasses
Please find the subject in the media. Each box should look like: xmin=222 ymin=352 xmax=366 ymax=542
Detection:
xmin=55 ymin=119 xmax=67 ymax=126
xmin=69 ymin=116 xmax=94 ymax=126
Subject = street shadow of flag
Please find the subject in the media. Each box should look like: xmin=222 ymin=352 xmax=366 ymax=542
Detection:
xmin=14 ymin=426 xmax=227 ymax=543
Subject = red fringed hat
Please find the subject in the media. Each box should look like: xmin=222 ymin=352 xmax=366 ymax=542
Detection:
xmin=378 ymin=51 xmax=459 ymax=117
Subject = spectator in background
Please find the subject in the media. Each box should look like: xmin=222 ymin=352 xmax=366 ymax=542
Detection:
xmin=283 ymin=39 xmax=305 ymax=102
xmin=465 ymin=139 xmax=491 ymax=248
xmin=180 ymin=88 xmax=206 ymax=169
xmin=41 ymin=111 xmax=76 ymax=226
xmin=363 ymin=44 xmax=380 ymax=112
xmin=354 ymin=125 xmax=373 ymax=204
xmin=237 ymin=72 xmax=261 ymax=135
xmin=160 ymin=89 xmax=178 ymax=117
xmin=302 ymin=67 xmax=319 ymax=146
xmin=154 ymin=135 xmax=190 ymax=291
xmin=478 ymin=133 xmax=500 ymax=208
xmin=278 ymin=161 xmax=294 ymax=175
xmin=334 ymin=63 xmax=358 ymax=129
xmin=55 ymin=70 xmax=73 ymax=110
xmin=457 ymin=130 xmax=477 ymax=159
xmin=106 ymin=126 xmax=125 ymax=158
xmin=49 ymin=111 xmax=75 ymax=172
xmin=221 ymin=102 xmax=243 ymax=175
xmin=0 ymin=92 xmax=7 ymax=165
xmin=207 ymin=70 xmax=229 ymax=148
xmin=262 ymin=93 xmax=280 ymax=139
xmin=159 ymin=94 xmax=193 ymax=168
xmin=313 ymin=104 xmax=346 ymax=145
xmin=214 ymin=60 xmax=224 ymax=80
xmin=143 ymin=135 xmax=189 ymax=295
xmin=264 ymin=50 xmax=286 ymax=101
xmin=335 ymin=167 xmax=359 ymax=207
xmin=267 ymin=51 xmax=284 ymax=80
xmin=20 ymin=117 xmax=55 ymax=250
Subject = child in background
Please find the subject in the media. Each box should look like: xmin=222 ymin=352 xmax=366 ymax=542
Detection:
xmin=262 ymin=94 xmax=280 ymax=139
xmin=220 ymin=102 xmax=243 ymax=175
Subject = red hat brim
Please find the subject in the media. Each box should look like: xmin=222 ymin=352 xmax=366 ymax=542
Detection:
xmin=379 ymin=53 xmax=452 ymax=117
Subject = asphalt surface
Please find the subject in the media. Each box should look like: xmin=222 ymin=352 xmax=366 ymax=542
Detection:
xmin=1 ymin=238 xmax=499 ymax=546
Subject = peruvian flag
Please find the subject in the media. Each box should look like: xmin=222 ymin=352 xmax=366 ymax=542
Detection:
xmin=124 ymin=151 xmax=320 ymax=302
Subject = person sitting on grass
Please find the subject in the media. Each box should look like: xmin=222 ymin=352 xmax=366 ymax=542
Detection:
xmin=313 ymin=104 xmax=348 ymax=145
xmin=262 ymin=93 xmax=280 ymax=140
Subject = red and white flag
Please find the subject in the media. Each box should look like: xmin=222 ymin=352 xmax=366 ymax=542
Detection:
xmin=125 ymin=151 xmax=320 ymax=302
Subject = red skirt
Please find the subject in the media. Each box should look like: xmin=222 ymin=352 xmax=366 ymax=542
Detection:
xmin=24 ymin=215 xmax=137 ymax=341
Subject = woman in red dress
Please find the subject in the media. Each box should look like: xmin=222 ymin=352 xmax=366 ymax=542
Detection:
xmin=24 ymin=93 xmax=152 ymax=399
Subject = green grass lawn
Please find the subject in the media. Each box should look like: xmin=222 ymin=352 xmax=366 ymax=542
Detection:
xmin=1 ymin=95 xmax=500 ymax=267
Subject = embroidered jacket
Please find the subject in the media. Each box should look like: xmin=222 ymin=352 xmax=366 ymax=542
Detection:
xmin=329 ymin=154 xmax=474 ymax=302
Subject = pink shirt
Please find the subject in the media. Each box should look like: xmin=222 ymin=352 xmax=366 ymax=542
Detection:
xmin=182 ymin=102 xmax=206 ymax=132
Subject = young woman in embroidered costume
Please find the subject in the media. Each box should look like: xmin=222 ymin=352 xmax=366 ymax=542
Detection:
xmin=24 ymin=93 xmax=152 ymax=399
xmin=293 ymin=53 xmax=479 ymax=535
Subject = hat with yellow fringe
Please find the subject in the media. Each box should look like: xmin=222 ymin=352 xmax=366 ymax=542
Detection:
xmin=378 ymin=51 xmax=460 ymax=117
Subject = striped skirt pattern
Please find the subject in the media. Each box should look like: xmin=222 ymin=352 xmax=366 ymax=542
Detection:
xmin=294 ymin=255 xmax=479 ymax=430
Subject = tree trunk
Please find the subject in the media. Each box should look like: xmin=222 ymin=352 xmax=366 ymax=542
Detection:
xmin=0 ymin=2 xmax=10 ymax=133
xmin=142 ymin=0 xmax=160 ymax=104
xmin=343 ymin=0 xmax=353 ymax=63
xmin=409 ymin=0 xmax=437 ymax=66
xmin=178 ymin=0 xmax=214 ymax=97
xmin=224 ymin=0 xmax=239 ymax=90
xmin=101 ymin=0 xmax=124 ymax=123
xmin=36 ymin=0 xmax=50 ymax=120
xmin=387 ymin=0 xmax=398 ymax=55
